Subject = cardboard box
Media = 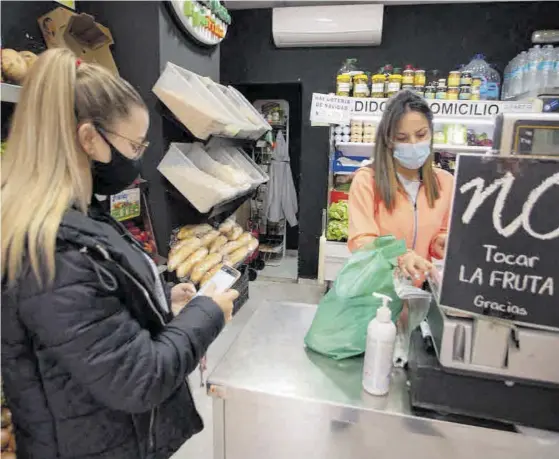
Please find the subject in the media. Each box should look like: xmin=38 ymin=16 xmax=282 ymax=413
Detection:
xmin=38 ymin=7 xmax=118 ymax=75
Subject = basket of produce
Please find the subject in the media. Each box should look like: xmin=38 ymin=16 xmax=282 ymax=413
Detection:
xmin=326 ymin=201 xmax=349 ymax=242
xmin=167 ymin=221 xmax=259 ymax=286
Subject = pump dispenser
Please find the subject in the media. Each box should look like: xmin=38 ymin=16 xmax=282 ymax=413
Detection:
xmin=363 ymin=293 xmax=397 ymax=396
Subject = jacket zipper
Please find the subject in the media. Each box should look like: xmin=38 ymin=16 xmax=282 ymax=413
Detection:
xmin=112 ymin=261 xmax=162 ymax=455
xmin=404 ymin=184 xmax=422 ymax=250
xmin=84 ymin=245 xmax=164 ymax=456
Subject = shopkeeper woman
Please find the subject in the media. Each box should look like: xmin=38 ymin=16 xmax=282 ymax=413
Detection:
xmin=1 ymin=49 xmax=238 ymax=459
xmin=348 ymin=90 xmax=454 ymax=279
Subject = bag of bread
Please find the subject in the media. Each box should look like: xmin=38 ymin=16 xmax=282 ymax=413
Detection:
xmin=226 ymin=225 xmax=244 ymax=241
xmin=200 ymin=230 xmax=220 ymax=247
xmin=168 ymin=238 xmax=202 ymax=271
xmin=200 ymin=263 xmax=223 ymax=287
xmin=225 ymin=246 xmax=250 ymax=266
xmin=176 ymin=247 xmax=209 ymax=279
xmin=178 ymin=224 xmax=213 ymax=240
xmin=190 ymin=253 xmax=223 ymax=284
xmin=218 ymin=219 xmax=235 ymax=234
xmin=209 ymin=234 xmax=228 ymax=253
xmin=219 ymin=240 xmax=244 ymax=256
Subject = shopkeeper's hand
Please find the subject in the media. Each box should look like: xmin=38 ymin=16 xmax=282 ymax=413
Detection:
xmin=203 ymin=283 xmax=239 ymax=323
xmin=398 ymin=250 xmax=433 ymax=281
xmin=171 ymin=283 xmax=197 ymax=316
xmin=432 ymin=234 xmax=447 ymax=259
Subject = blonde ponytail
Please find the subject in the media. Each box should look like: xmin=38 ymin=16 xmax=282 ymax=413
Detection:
xmin=1 ymin=48 xmax=145 ymax=286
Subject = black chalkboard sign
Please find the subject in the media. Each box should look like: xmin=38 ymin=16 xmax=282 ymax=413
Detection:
xmin=440 ymin=154 xmax=559 ymax=330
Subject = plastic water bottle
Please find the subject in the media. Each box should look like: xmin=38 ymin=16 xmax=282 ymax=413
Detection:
xmin=526 ymin=45 xmax=542 ymax=92
xmin=502 ymin=61 xmax=512 ymax=100
xmin=463 ymin=54 xmax=501 ymax=100
xmin=515 ymin=51 xmax=528 ymax=95
xmin=538 ymin=45 xmax=554 ymax=91
xmin=363 ymin=293 xmax=396 ymax=396
xmin=554 ymin=47 xmax=559 ymax=88
xmin=485 ymin=64 xmax=501 ymax=100
xmin=512 ymin=54 xmax=522 ymax=97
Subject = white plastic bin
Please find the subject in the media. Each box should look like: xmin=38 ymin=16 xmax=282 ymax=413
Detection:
xmin=206 ymin=145 xmax=268 ymax=187
xmin=158 ymin=143 xmax=239 ymax=213
xmin=226 ymin=85 xmax=272 ymax=138
xmin=153 ymin=63 xmax=242 ymax=140
xmin=184 ymin=143 xmax=252 ymax=191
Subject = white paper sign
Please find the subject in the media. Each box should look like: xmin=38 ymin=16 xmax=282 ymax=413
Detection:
xmin=310 ymin=93 xmax=352 ymax=125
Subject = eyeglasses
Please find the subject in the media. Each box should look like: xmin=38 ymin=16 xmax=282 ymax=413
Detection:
xmin=96 ymin=126 xmax=149 ymax=159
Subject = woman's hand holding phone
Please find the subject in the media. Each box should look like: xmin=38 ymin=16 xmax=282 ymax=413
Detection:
xmin=202 ymin=283 xmax=239 ymax=322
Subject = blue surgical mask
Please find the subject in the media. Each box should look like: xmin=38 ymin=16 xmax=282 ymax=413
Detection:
xmin=393 ymin=141 xmax=431 ymax=170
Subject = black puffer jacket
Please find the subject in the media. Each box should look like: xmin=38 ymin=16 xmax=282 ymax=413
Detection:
xmin=1 ymin=207 xmax=225 ymax=459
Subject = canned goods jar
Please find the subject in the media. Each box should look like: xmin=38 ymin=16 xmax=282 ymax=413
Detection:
xmin=414 ymin=69 xmax=426 ymax=86
xmin=353 ymin=73 xmax=369 ymax=98
xmin=371 ymin=72 xmax=386 ymax=98
xmin=447 ymin=86 xmax=459 ymax=100
xmin=403 ymin=65 xmax=415 ymax=85
xmin=472 ymin=77 xmax=482 ymax=88
xmin=459 ymin=86 xmax=472 ymax=100
xmin=460 ymin=71 xmax=472 ymax=86
xmin=470 ymin=85 xmax=481 ymax=100
xmin=413 ymin=85 xmax=425 ymax=97
xmin=336 ymin=74 xmax=351 ymax=96
xmin=424 ymin=85 xmax=436 ymax=99
xmin=436 ymin=85 xmax=447 ymax=100
xmin=448 ymin=71 xmax=461 ymax=87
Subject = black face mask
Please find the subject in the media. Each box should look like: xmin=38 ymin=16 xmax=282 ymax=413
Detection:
xmin=92 ymin=141 xmax=141 ymax=196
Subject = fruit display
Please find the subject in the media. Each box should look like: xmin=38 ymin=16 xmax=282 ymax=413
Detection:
xmin=327 ymin=201 xmax=349 ymax=242
xmin=124 ymin=220 xmax=158 ymax=257
xmin=168 ymin=221 xmax=259 ymax=284
xmin=1 ymin=384 xmax=16 ymax=458
xmin=1 ymin=49 xmax=39 ymax=84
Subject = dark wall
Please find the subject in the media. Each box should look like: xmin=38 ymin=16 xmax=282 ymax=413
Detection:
xmin=220 ymin=2 xmax=559 ymax=279
xmin=2 ymin=1 xmax=223 ymax=256
xmin=159 ymin=4 xmax=220 ymax=79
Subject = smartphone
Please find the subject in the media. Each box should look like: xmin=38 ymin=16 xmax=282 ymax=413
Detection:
xmin=197 ymin=265 xmax=241 ymax=297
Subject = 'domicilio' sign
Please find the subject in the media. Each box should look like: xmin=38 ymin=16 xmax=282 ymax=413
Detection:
xmin=440 ymin=154 xmax=559 ymax=331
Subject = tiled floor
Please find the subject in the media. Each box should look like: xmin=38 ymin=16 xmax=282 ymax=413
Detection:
xmin=171 ymin=280 xmax=325 ymax=459
xmin=259 ymin=251 xmax=298 ymax=281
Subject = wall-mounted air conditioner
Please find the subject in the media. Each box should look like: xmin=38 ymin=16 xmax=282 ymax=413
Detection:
xmin=273 ymin=4 xmax=384 ymax=48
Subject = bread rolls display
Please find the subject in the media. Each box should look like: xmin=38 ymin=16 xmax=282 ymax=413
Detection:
xmin=178 ymin=224 xmax=212 ymax=240
xmin=169 ymin=221 xmax=259 ymax=284
xmin=209 ymin=235 xmax=228 ymax=254
xmin=225 ymin=246 xmax=250 ymax=266
xmin=190 ymin=253 xmax=223 ymax=284
xmin=176 ymin=247 xmax=208 ymax=279
xmin=200 ymin=263 xmax=224 ymax=287
xmin=168 ymin=238 xmax=202 ymax=271
xmin=226 ymin=225 xmax=243 ymax=241
xmin=218 ymin=220 xmax=235 ymax=234
xmin=200 ymin=230 xmax=220 ymax=248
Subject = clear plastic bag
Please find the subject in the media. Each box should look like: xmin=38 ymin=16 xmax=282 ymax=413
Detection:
xmin=392 ymin=269 xmax=432 ymax=366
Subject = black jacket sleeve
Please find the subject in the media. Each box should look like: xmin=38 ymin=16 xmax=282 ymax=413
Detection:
xmin=18 ymin=251 xmax=224 ymax=414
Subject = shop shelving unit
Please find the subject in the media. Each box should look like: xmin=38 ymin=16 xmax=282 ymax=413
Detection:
xmin=316 ymin=95 xmax=540 ymax=283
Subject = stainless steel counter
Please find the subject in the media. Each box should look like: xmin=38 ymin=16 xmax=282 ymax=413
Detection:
xmin=208 ymin=302 xmax=558 ymax=459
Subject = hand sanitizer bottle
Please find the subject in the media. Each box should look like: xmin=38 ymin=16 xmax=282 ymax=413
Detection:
xmin=363 ymin=293 xmax=397 ymax=396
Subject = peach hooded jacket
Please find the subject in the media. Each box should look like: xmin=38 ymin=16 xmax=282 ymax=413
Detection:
xmin=348 ymin=167 xmax=454 ymax=260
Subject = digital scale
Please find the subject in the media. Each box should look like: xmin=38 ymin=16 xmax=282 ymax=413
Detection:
xmin=408 ymin=112 xmax=559 ymax=432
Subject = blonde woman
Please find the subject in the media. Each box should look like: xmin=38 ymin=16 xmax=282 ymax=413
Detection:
xmin=1 ymin=49 xmax=237 ymax=459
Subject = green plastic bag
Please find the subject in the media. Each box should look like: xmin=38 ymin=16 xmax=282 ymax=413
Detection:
xmin=305 ymin=236 xmax=407 ymax=360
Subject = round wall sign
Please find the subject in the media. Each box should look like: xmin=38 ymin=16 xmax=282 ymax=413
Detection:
xmin=168 ymin=0 xmax=230 ymax=47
